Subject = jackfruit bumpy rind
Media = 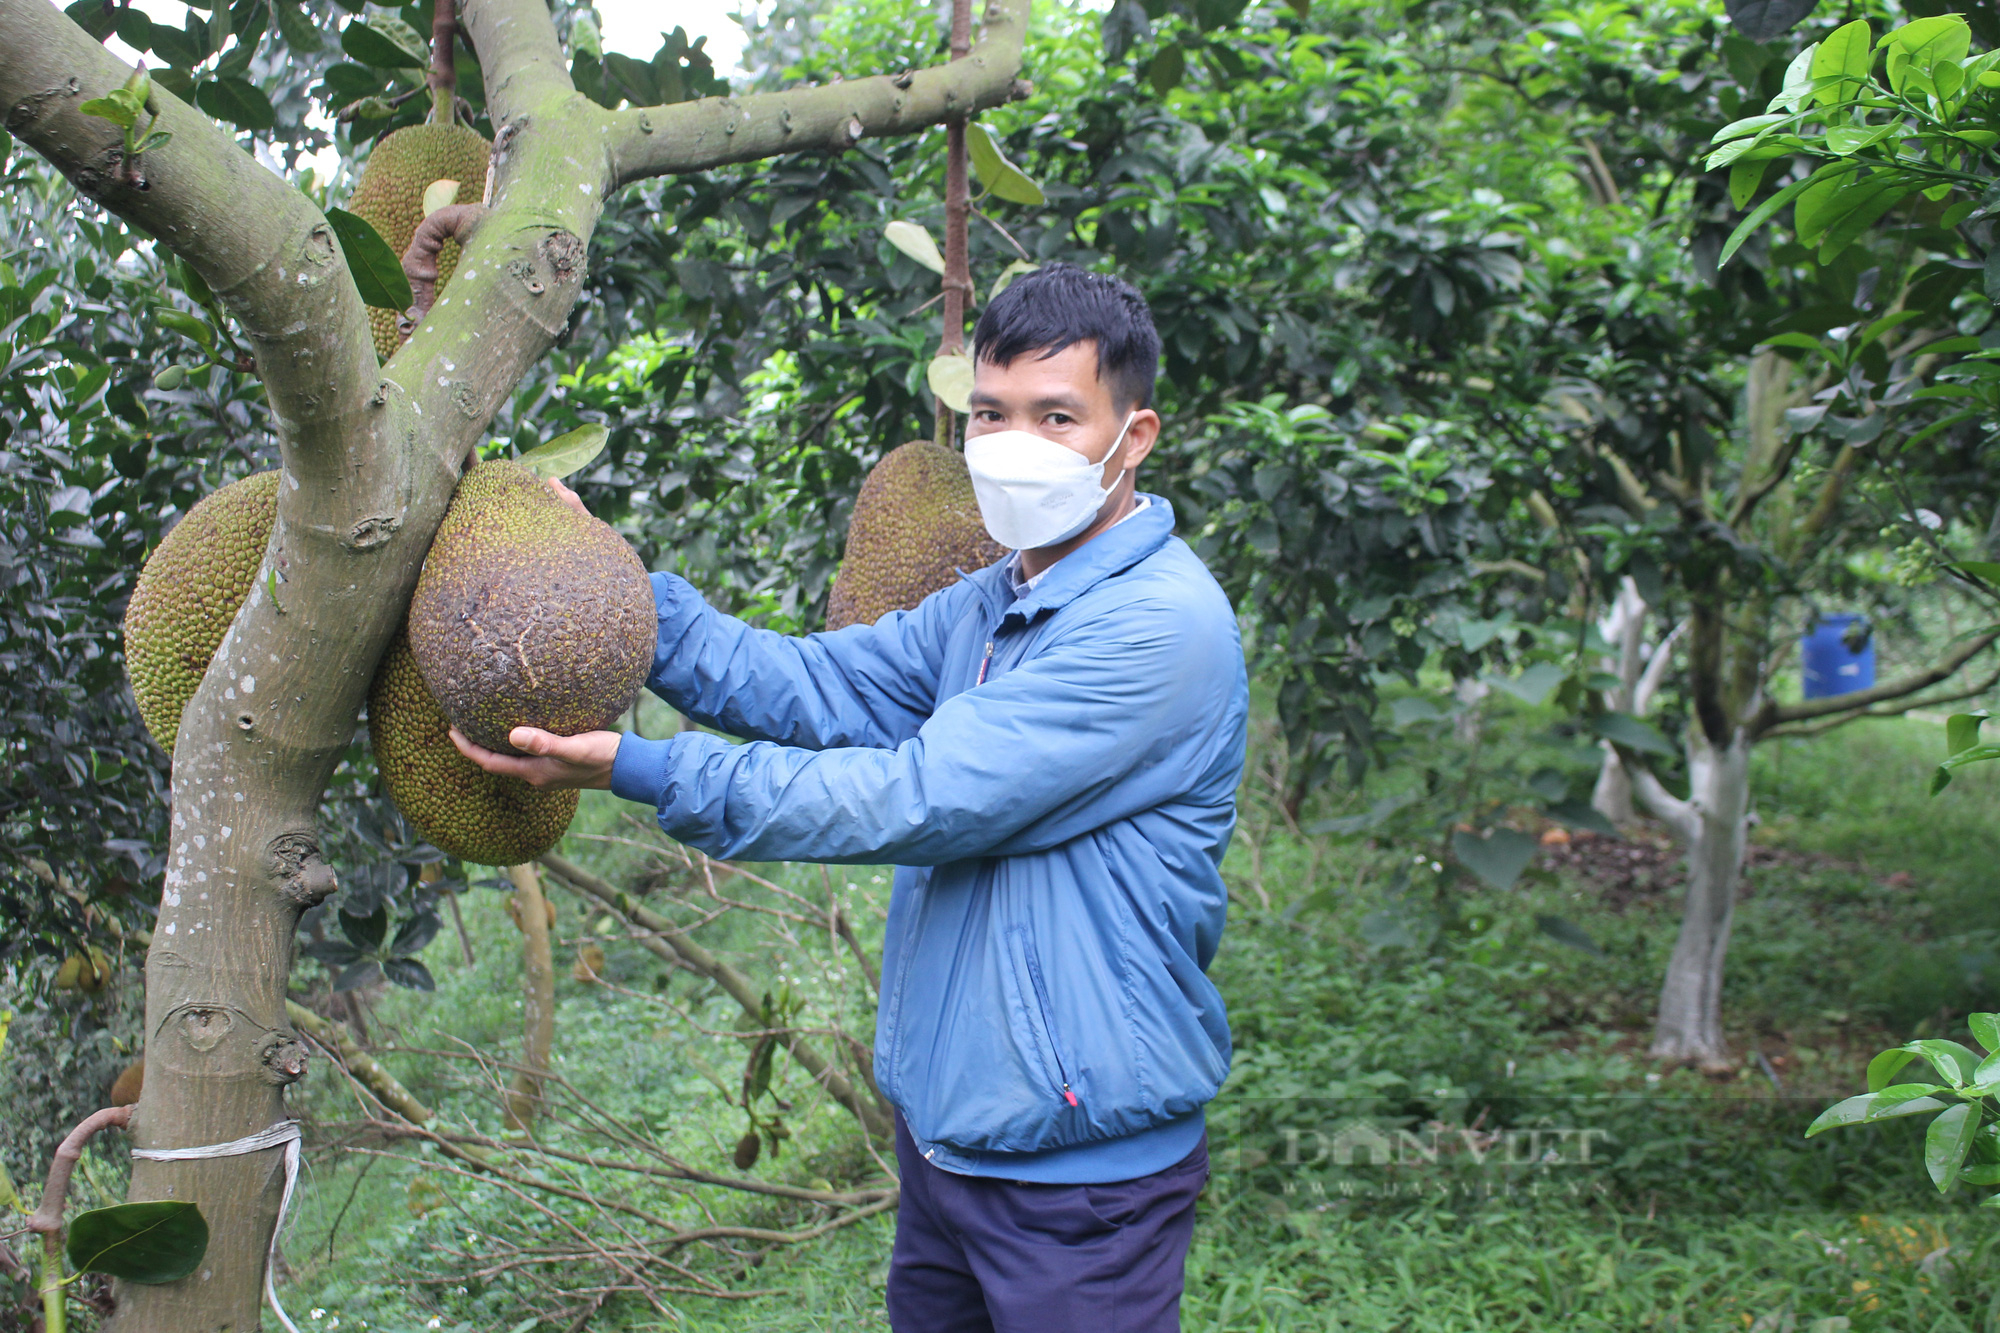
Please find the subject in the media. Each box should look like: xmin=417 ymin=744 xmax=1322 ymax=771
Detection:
xmin=368 ymin=630 xmax=579 ymax=866
xmin=407 ymin=460 xmax=656 ymax=756
xmin=123 ymin=470 xmax=282 ymax=754
xmin=347 ymin=123 xmax=491 ymax=361
xmin=825 ymin=441 xmax=1006 ymax=631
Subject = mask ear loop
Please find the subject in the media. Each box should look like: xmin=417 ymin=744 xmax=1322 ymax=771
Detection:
xmin=1096 ymin=411 xmax=1139 ymax=468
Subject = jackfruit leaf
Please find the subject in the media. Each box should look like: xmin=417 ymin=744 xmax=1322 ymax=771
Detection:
xmin=195 ymin=76 xmax=275 ymax=131
xmin=1955 ymin=561 xmax=2000 ymax=584
xmin=1150 ymin=44 xmax=1186 ymax=95
xmin=967 ymin=123 xmax=1045 ymax=206
xmin=153 ymin=309 xmax=215 ymax=352
xmin=67 ymin=1201 xmax=209 ymax=1283
xmin=421 ymin=179 xmax=462 ymax=216
xmin=927 ymin=352 xmax=974 ymax=412
xmin=517 ymin=423 xmax=609 ymax=480
xmin=1535 ymin=913 xmax=1604 ymax=956
xmin=324 ymin=207 xmax=415 ymax=311
xmin=989 ymin=259 xmax=1040 ymax=302
xmin=1592 ymin=711 xmax=1677 ymax=756
xmin=1971 ymin=1012 xmax=2000 ymax=1055
xmin=1806 ymin=1090 xmax=1947 ymax=1136
xmin=382 ymin=956 xmax=435 ymax=991
xmin=341 ymin=18 xmax=423 ymax=68
xmin=884 ymin=220 xmax=945 ymax=274
xmin=1930 ymin=740 xmax=2000 ymax=794
xmin=271 ymin=0 xmax=323 ymax=52
xmin=1451 ymin=828 xmax=1539 ymax=891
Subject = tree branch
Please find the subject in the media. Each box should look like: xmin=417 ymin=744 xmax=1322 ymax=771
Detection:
xmin=1760 ymin=666 xmax=2000 ymax=740
xmin=458 ymin=0 xmax=574 ymax=126
xmin=0 ymin=0 xmax=377 ymax=462
xmin=603 ymin=0 xmax=1031 ymax=187
xmin=1628 ymin=761 xmax=1698 ymax=843
xmin=1754 ymin=628 xmax=2000 ymax=733
xmin=538 ymin=853 xmax=892 ymax=1139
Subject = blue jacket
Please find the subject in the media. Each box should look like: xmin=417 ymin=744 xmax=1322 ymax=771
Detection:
xmin=609 ymin=496 xmax=1248 ymax=1184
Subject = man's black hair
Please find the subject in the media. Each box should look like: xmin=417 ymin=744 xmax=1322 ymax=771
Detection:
xmin=971 ymin=263 xmax=1161 ymax=410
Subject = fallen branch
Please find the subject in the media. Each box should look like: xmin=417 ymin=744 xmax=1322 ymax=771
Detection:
xmin=538 ymin=853 xmax=891 ymax=1138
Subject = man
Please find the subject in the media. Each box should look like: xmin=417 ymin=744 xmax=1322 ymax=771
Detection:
xmin=453 ymin=264 xmax=1249 ymax=1331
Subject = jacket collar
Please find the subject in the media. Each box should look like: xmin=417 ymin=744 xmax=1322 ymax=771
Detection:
xmin=988 ymin=494 xmax=1176 ymax=627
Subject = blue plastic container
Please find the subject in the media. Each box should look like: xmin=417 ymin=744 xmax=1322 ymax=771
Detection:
xmin=1801 ymin=614 xmax=1875 ymax=699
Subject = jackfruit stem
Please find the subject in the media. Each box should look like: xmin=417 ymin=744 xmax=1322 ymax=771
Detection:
xmin=934 ymin=0 xmax=974 ymax=453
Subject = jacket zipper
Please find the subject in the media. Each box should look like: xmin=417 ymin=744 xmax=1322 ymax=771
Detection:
xmin=1020 ymin=936 xmax=1080 ymax=1109
xmin=976 ymin=640 xmax=995 ymax=686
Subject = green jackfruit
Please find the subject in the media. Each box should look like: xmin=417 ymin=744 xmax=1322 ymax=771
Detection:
xmin=347 ymin=122 xmax=491 ymax=361
xmin=123 ymin=470 xmax=281 ymax=753
xmin=825 ymin=441 xmax=1005 ymax=630
xmin=406 ymin=460 xmax=655 ymax=755
xmin=369 ymin=629 xmax=578 ymax=866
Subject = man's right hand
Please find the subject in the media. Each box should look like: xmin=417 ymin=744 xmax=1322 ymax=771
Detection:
xmin=547 ymin=476 xmax=588 ymax=516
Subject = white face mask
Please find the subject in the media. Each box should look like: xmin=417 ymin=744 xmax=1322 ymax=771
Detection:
xmin=963 ymin=411 xmax=1138 ymax=551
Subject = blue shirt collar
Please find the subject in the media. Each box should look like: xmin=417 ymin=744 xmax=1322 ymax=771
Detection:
xmin=997 ymin=494 xmax=1176 ymax=626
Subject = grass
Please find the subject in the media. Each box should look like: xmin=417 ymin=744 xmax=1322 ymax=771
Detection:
xmin=266 ymin=708 xmax=2000 ymax=1332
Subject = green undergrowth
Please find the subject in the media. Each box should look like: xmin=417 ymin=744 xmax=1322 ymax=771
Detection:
xmin=272 ymin=711 xmax=2000 ymax=1331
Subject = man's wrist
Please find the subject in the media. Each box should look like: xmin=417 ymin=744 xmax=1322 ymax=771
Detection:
xmin=609 ymin=731 xmax=676 ymax=805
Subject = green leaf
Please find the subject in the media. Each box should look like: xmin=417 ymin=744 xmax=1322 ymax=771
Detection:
xmin=1486 ymin=662 xmax=1564 ymax=706
xmin=1731 ymin=157 xmax=1773 ymax=210
xmin=989 ymin=259 xmax=1040 ymax=302
xmin=66 ymin=1201 xmax=208 ymax=1283
xmin=1928 ymin=1102 xmax=1979 ymax=1192
xmin=1793 ymin=165 xmax=1861 ymax=245
xmin=1711 ymin=112 xmax=1791 ymax=145
xmin=324 ymin=207 xmax=415 ymax=311
xmin=1810 ymin=19 xmax=1874 ymax=107
xmin=154 ymin=364 xmax=188 ymax=391
xmin=1592 ymin=711 xmax=1677 ymax=757
xmin=1772 ymin=42 xmax=1818 ymax=111
xmin=1545 ymin=797 xmax=1618 ymax=837
xmin=271 ymin=0 xmax=323 ymax=52
xmin=1759 ymin=331 xmax=1835 ymax=359
xmin=1451 ymin=827 xmax=1540 ymax=891
xmin=154 ymin=308 xmax=216 ymax=352
xmin=1534 ymin=913 xmax=1604 ymax=956
xmin=78 ymin=95 xmax=139 ymax=131
xmin=1806 ymin=1089 xmax=1949 ymax=1135
xmin=195 ymin=76 xmax=275 ymax=131
xmin=1825 ymin=122 xmax=1896 ymax=155
xmin=1905 ymin=1038 xmax=1982 ymax=1086
xmin=1947 ymin=711 xmax=1990 ymax=757
xmin=883 ymin=220 xmax=945 ymax=274
xmin=341 ymin=17 xmax=423 ymax=67
xmin=966 ymin=123 xmax=1045 ymax=207
xmin=1818 ymin=180 xmax=1914 ymax=264
xmin=927 ymin=352 xmax=974 ymax=413
xmin=1719 ymin=172 xmax=1820 ymax=267
xmin=1931 ymin=740 xmax=2000 ymax=794
xmin=1149 ymin=44 xmax=1186 ymax=95
xmin=1972 ymin=1013 xmax=2000 ymax=1054
xmin=516 ymin=423 xmax=609 ymax=480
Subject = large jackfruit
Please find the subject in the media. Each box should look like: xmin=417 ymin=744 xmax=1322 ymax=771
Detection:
xmin=123 ymin=470 xmax=280 ymax=753
xmin=368 ymin=629 xmax=578 ymax=866
xmin=407 ymin=461 xmax=655 ymax=755
xmin=825 ymin=441 xmax=1004 ymax=630
xmin=347 ymin=122 xmax=490 ymax=361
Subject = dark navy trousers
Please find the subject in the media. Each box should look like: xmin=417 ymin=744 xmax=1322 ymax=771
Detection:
xmin=886 ymin=1112 xmax=1211 ymax=1333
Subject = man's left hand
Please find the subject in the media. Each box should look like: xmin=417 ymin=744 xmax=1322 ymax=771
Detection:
xmin=450 ymin=726 xmax=620 ymax=790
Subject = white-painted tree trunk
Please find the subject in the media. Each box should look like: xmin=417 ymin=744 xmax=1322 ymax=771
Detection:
xmin=1592 ymin=578 xmax=1648 ymax=824
xmin=1630 ymin=732 xmax=1753 ymax=1069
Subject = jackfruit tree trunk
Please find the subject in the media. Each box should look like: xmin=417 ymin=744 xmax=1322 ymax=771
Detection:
xmin=0 ymin=0 xmax=1025 ymax=1326
xmin=1630 ymin=732 xmax=1752 ymax=1070
xmin=503 ymin=863 xmax=556 ymax=1132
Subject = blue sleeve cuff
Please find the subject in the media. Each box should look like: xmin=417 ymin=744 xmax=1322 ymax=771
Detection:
xmin=610 ymin=732 xmax=676 ymax=807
